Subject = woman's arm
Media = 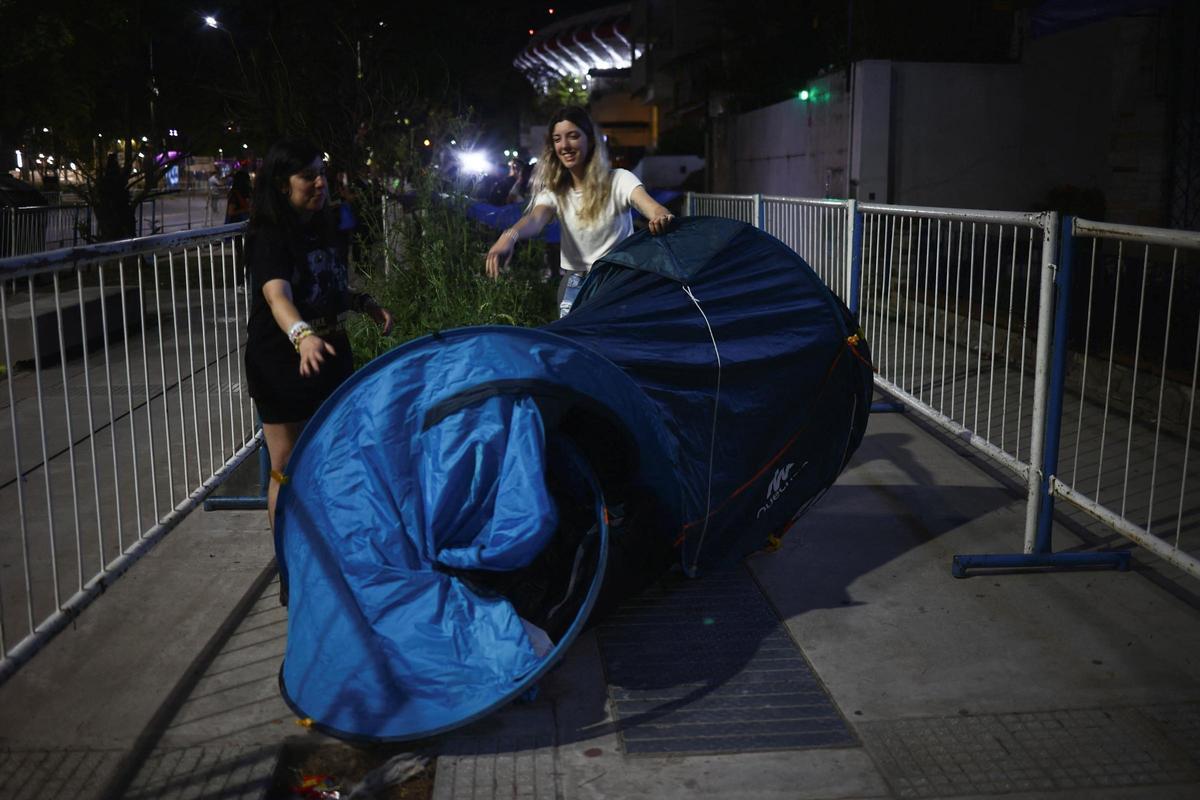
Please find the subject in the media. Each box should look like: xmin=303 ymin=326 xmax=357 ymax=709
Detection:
xmin=351 ymin=291 xmax=395 ymax=335
xmin=261 ymin=278 xmax=337 ymax=377
xmin=630 ymin=186 xmax=675 ymax=235
xmin=485 ymin=204 xmax=556 ymax=278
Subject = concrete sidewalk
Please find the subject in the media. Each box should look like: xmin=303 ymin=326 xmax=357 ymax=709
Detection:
xmin=2 ymin=409 xmax=1199 ymax=799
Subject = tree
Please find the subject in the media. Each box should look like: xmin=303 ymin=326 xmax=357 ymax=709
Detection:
xmin=0 ymin=0 xmax=224 ymax=238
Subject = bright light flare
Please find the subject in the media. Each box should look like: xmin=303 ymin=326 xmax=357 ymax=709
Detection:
xmin=204 ymin=15 xmax=218 ymax=28
xmin=457 ymin=150 xmax=491 ymax=175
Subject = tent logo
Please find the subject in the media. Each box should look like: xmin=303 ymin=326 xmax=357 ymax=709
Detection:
xmin=757 ymin=461 xmax=804 ymax=518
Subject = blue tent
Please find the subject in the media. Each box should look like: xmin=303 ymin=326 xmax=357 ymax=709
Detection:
xmin=274 ymin=216 xmax=872 ymax=741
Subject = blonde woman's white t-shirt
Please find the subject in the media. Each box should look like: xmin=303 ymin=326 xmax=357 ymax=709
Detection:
xmin=533 ymin=168 xmax=643 ymax=273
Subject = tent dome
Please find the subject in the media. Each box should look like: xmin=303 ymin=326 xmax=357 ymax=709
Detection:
xmin=275 ymin=216 xmax=872 ymax=740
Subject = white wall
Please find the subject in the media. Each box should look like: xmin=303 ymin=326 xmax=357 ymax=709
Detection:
xmin=888 ymin=61 xmax=1027 ymax=210
xmin=850 ymin=60 xmax=891 ymax=204
xmin=719 ymin=17 xmax=1169 ymax=223
xmin=728 ymin=73 xmax=849 ymax=198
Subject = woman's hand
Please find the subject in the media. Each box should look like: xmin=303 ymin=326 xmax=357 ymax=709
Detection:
xmin=297 ymin=334 xmax=337 ymax=377
xmin=486 ymin=235 xmax=515 ymax=279
xmin=368 ymin=303 xmax=394 ymax=335
xmin=647 ymin=211 xmax=675 ymax=235
xmin=630 ymin=186 xmax=676 ymax=236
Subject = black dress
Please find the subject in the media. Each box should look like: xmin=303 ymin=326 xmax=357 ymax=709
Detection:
xmin=244 ymin=217 xmax=355 ymax=424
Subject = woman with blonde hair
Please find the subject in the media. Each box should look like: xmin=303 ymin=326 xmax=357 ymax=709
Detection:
xmin=485 ymin=106 xmax=674 ymax=313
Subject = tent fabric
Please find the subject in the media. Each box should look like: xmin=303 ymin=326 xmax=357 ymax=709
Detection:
xmin=550 ymin=216 xmax=873 ymax=570
xmin=275 ymin=326 xmax=679 ymax=740
xmin=275 ymin=216 xmax=872 ymax=740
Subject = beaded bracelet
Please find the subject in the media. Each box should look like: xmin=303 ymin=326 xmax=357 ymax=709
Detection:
xmin=288 ymin=320 xmax=314 ymax=352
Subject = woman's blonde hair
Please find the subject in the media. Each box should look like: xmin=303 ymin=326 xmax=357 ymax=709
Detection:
xmin=528 ymin=106 xmax=612 ymax=226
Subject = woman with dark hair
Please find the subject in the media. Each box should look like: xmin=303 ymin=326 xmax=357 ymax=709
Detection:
xmin=485 ymin=106 xmax=674 ymax=315
xmin=224 ymin=169 xmax=252 ymax=224
xmin=244 ymin=137 xmax=393 ymax=527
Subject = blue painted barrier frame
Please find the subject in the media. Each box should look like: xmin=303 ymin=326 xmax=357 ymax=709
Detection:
xmin=848 ymin=204 xmax=863 ymax=318
xmin=204 ymin=426 xmax=269 ymax=512
xmin=952 ymin=216 xmax=1130 ymax=576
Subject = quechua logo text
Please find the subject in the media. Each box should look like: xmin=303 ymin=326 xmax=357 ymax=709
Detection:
xmin=757 ymin=461 xmax=806 ymax=518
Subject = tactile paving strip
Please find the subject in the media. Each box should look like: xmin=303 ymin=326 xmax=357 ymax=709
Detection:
xmin=123 ymin=744 xmax=279 ymax=799
xmin=858 ymin=707 xmax=1200 ymax=798
xmin=0 ymin=748 xmax=123 ymax=800
xmin=595 ymin=566 xmax=856 ymax=756
xmin=432 ymin=734 xmax=560 ymax=800
xmin=1142 ymin=702 xmax=1200 ymax=763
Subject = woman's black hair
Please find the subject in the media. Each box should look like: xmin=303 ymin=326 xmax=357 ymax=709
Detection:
xmin=248 ymin=137 xmax=328 ymax=233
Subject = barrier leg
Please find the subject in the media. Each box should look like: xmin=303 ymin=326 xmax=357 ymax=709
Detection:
xmin=204 ymin=425 xmax=269 ymax=511
xmin=953 ymin=215 xmax=1130 ymax=577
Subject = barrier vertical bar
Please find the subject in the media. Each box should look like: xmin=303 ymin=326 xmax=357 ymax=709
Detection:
xmin=203 ymin=422 xmax=269 ymax=511
xmin=684 ymin=192 xmax=693 ymax=218
xmin=953 ymin=214 xmax=1131 ymax=575
xmin=1022 ymin=215 xmax=1055 ymax=553
xmin=754 ymin=194 xmax=763 ymax=229
xmin=1 ymin=283 xmax=35 ymax=638
xmin=847 ymin=200 xmax=862 ymax=317
xmin=1033 ymin=218 xmax=1129 ymax=566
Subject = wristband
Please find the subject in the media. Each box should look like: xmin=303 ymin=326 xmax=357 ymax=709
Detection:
xmin=288 ymin=321 xmax=313 ymax=352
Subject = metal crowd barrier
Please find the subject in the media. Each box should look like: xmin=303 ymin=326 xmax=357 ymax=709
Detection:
xmin=762 ymin=197 xmax=853 ymax=302
xmin=1045 ymin=218 xmax=1200 ymax=579
xmin=685 ymin=193 xmax=759 ymax=227
xmin=1 ymin=204 xmax=96 ymax=258
xmin=857 ymin=205 xmax=1057 ymax=559
xmin=687 ymin=192 xmax=1194 ymax=580
xmin=0 ymin=223 xmax=259 ymax=680
xmin=857 ymin=206 xmax=1049 ymax=479
xmin=2 ymin=190 xmax=216 ymax=261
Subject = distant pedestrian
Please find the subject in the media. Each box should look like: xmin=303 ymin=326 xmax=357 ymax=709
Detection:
xmin=504 ymin=156 xmax=532 ymax=205
xmin=224 ymin=169 xmax=252 ymax=224
xmin=208 ymin=169 xmax=223 ymax=212
xmin=243 ymin=138 xmax=394 ymax=531
xmin=485 ymin=107 xmax=673 ymax=315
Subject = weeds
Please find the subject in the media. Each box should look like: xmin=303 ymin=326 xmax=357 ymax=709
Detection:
xmin=347 ymin=188 xmax=555 ymax=368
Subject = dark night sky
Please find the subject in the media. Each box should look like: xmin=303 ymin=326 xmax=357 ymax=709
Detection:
xmin=190 ymin=1 xmax=611 ymax=132
xmin=0 ymin=0 xmax=618 ymax=161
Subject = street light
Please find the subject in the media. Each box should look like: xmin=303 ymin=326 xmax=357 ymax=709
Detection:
xmin=202 ymin=14 xmax=249 ymax=89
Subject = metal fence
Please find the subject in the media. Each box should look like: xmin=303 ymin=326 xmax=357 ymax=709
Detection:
xmin=1048 ymin=218 xmax=1200 ymax=578
xmin=0 ymin=223 xmax=258 ymax=680
xmin=857 ymin=205 xmax=1054 ymax=550
xmin=1 ymin=205 xmax=97 ymax=258
xmin=686 ymin=193 xmax=758 ymax=227
xmin=763 ymin=197 xmax=853 ymax=301
xmin=1 ymin=190 xmax=219 ymax=259
xmin=686 ymin=192 xmax=1197 ymax=580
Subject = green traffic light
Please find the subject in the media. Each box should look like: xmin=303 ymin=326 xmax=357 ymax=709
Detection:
xmin=798 ymin=89 xmax=811 ymax=101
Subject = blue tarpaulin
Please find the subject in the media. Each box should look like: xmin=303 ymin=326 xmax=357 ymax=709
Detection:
xmin=275 ymin=216 xmax=872 ymax=740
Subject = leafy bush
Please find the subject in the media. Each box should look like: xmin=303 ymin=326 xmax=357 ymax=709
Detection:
xmin=347 ymin=189 xmax=556 ymax=368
